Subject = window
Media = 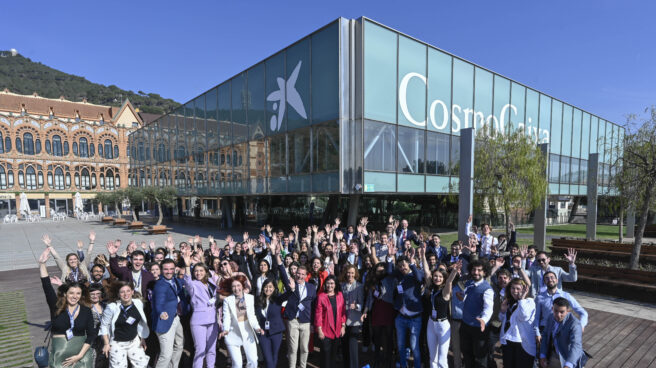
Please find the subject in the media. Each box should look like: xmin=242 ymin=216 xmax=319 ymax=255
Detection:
xmin=23 ymin=133 xmax=34 ymax=155
xmin=98 ymin=143 xmax=103 ymax=157
xmin=158 ymin=143 xmax=167 ymax=162
xmin=114 ymin=145 xmax=119 ymax=159
xmin=397 ymin=126 xmax=425 ymax=174
xmin=38 ymin=171 xmax=43 ymax=188
xmin=15 ymin=137 xmax=22 ymax=153
xmin=52 ymin=135 xmax=62 ymax=156
xmin=54 ymin=168 xmax=65 ymax=190
xmin=35 ymin=139 xmax=41 ymax=154
xmin=159 ymin=171 xmax=167 ymax=186
xmin=426 ymin=131 xmax=450 ymax=175
xmin=549 ymin=154 xmax=560 ymax=182
xmin=364 ymin=121 xmax=396 ymax=172
xmin=138 ymin=142 xmax=145 ymax=161
xmin=79 ymin=138 xmax=88 ymax=158
xmin=0 ymin=166 xmax=6 ymax=189
xmin=7 ymin=169 xmax=13 ymax=187
xmin=0 ymin=131 xmax=3 ymax=153
xmin=89 ymin=143 xmax=94 ymax=157
xmin=450 ymin=136 xmax=460 ymax=175
xmin=80 ymin=168 xmax=90 ymax=190
xmin=45 ymin=139 xmax=51 ymax=154
xmin=73 ymin=142 xmax=78 ymax=156
xmin=4 ymin=137 xmax=10 ymax=152
xmin=176 ymin=171 xmax=186 ymax=188
xmin=25 ymin=166 xmax=36 ymax=190
xmin=63 ymin=141 xmax=69 ymax=155
xmin=104 ymin=139 xmax=113 ymax=159
xmin=105 ymin=169 xmax=115 ymax=190
xmin=560 ymin=156 xmax=571 ymax=184
xmin=175 ymin=145 xmax=187 ymax=163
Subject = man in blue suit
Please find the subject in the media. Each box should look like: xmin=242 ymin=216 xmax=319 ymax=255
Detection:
xmin=539 ymin=297 xmax=588 ymax=368
xmin=152 ymin=259 xmax=188 ymax=368
xmin=279 ymin=263 xmax=317 ymax=368
xmin=426 ymin=233 xmax=449 ymax=263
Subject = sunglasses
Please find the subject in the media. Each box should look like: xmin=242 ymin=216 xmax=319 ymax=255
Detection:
xmin=537 ymin=258 xmax=547 ymax=263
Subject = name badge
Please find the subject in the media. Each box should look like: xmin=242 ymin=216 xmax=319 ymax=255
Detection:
xmin=373 ymin=290 xmax=380 ymax=298
xmin=397 ymin=285 xmax=404 ymax=294
xmin=126 ymin=317 xmax=136 ymax=325
xmin=208 ymin=297 xmax=216 ymax=306
xmin=66 ymin=329 xmax=74 ymax=340
xmin=298 ymin=304 xmax=305 ymax=312
xmin=265 ymin=321 xmax=270 ymax=330
xmin=432 ymin=310 xmax=437 ymax=319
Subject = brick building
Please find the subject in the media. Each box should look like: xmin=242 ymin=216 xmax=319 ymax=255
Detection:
xmin=0 ymin=90 xmax=143 ymax=218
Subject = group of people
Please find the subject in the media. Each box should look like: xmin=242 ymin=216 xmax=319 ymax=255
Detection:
xmin=38 ymin=215 xmax=589 ymax=368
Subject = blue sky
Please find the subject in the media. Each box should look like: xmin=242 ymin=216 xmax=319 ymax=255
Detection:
xmin=1 ymin=0 xmax=654 ymax=124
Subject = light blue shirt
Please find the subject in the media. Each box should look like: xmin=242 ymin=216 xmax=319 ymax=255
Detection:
xmin=534 ymin=288 xmax=587 ymax=336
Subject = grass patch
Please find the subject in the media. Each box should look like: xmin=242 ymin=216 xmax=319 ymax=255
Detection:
xmin=516 ymin=224 xmax=625 ymax=240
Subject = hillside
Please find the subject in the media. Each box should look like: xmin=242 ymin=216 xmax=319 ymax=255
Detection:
xmin=0 ymin=51 xmax=180 ymax=114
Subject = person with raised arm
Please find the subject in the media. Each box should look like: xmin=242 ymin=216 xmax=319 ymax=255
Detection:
xmin=107 ymin=241 xmax=155 ymax=298
xmin=529 ymin=249 xmax=578 ymax=298
xmin=44 ymin=232 xmax=93 ymax=283
xmin=498 ymin=278 xmax=537 ymax=368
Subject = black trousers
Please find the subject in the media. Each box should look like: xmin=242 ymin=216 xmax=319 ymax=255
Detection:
xmin=342 ymin=326 xmax=361 ymax=368
xmin=320 ymin=337 xmax=340 ymax=368
xmin=460 ymin=322 xmax=490 ymax=368
xmin=501 ymin=341 xmax=535 ymax=368
xmin=372 ymin=325 xmax=394 ymax=368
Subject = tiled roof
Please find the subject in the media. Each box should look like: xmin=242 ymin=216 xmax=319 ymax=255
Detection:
xmin=0 ymin=89 xmax=115 ymax=120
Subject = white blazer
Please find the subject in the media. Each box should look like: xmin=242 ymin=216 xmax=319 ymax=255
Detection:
xmin=99 ymin=299 xmax=150 ymax=340
xmin=222 ymin=294 xmax=261 ymax=346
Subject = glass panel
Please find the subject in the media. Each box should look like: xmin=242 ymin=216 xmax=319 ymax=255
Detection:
xmin=247 ymin=64 xmax=265 ymax=140
xmin=538 ymin=94 xmax=551 ymax=144
xmin=426 ymin=131 xmax=450 ymax=175
xmin=427 ymin=49 xmax=452 ymax=134
xmin=550 ymin=101 xmax=563 ymax=155
xmin=580 ymin=159 xmax=588 ymax=185
xmin=312 ymin=121 xmax=339 ymax=173
xmin=549 ymin=154 xmax=560 ymax=182
xmin=561 ymin=105 xmax=573 ymax=156
xmin=266 ymin=52 xmax=285 ymax=134
xmin=473 ymin=67 xmax=493 ymax=132
xmin=572 ymin=109 xmax=582 ymax=158
xmin=450 ymin=135 xmax=460 ymax=175
xmin=510 ymin=82 xmax=526 ymax=133
xmin=397 ymin=36 xmax=426 ymax=128
xmin=589 ymin=116 xmax=598 ymax=155
xmin=268 ymin=134 xmax=286 ymax=177
xmin=398 ymin=174 xmax=424 ymax=192
xmin=525 ymin=89 xmax=539 ymax=141
xmin=364 ymin=121 xmax=396 ymax=172
xmin=560 ymin=156 xmax=570 ymax=184
xmin=286 ymin=38 xmax=310 ymax=131
xmin=218 ymin=83 xmax=232 ymax=147
xmin=311 ymin=22 xmax=339 ymax=123
xmin=364 ymin=171 xmax=396 ymax=192
xmin=570 ymin=158 xmax=580 ymax=184
xmin=288 ymin=127 xmax=311 ymax=175
xmin=397 ymin=126 xmax=425 ymax=174
xmin=232 ymin=74 xmax=247 ymax=144
xmin=451 ymin=59 xmax=473 ymax=135
xmin=363 ymin=20 xmax=397 ymax=123
xmin=493 ymin=75 xmax=511 ymax=136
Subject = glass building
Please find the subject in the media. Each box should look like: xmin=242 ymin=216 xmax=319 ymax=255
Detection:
xmin=129 ymin=17 xmax=623 ymax=227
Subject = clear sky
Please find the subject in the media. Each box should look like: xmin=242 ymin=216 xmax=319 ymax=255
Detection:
xmin=1 ymin=0 xmax=654 ymax=124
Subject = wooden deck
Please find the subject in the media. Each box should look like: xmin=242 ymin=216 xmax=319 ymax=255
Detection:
xmin=2 ymin=268 xmax=656 ymax=367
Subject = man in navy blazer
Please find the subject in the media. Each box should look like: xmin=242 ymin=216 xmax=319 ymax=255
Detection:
xmin=539 ymin=297 xmax=587 ymax=368
xmin=426 ymin=233 xmax=449 ymax=263
xmin=395 ymin=219 xmax=417 ymax=251
xmin=152 ymin=259 xmax=189 ymax=368
xmin=279 ymin=262 xmax=316 ymax=368
xmin=108 ymin=249 xmax=155 ymax=297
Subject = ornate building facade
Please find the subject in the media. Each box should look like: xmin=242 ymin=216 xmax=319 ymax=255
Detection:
xmin=0 ymin=90 xmax=143 ymax=217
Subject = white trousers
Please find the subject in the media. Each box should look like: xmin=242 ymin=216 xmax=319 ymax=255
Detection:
xmin=109 ymin=337 xmax=149 ymax=368
xmin=156 ymin=316 xmax=184 ymax=368
xmin=226 ymin=321 xmax=258 ymax=368
xmin=426 ymin=319 xmax=451 ymax=368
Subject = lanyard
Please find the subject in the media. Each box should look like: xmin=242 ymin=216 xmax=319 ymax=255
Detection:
xmin=207 ymin=283 xmax=216 ymax=299
xmin=71 ymin=268 xmax=79 ymax=282
xmin=67 ymin=305 xmax=79 ymax=330
xmin=120 ymin=303 xmax=133 ymax=319
xmin=133 ymin=271 xmax=142 ymax=289
xmin=431 ymin=289 xmax=442 ymax=311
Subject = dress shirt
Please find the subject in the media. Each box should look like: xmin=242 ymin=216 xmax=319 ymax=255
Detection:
xmin=464 ymin=279 xmax=494 ymax=324
xmin=535 ymin=289 xmax=588 ymax=333
xmin=539 ymin=320 xmax=574 ymax=368
xmin=479 ymin=234 xmax=498 ymax=257
xmin=295 ymin=282 xmax=307 ymax=318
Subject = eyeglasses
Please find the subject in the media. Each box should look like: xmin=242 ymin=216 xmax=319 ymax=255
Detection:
xmin=221 ymin=262 xmax=229 ymax=266
xmin=537 ymin=258 xmax=547 ymax=263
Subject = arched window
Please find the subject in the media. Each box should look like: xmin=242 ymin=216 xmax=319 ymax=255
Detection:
xmin=100 ymin=173 xmax=104 ymax=188
xmin=139 ymin=170 xmax=146 ymax=187
xmin=195 ymin=172 xmax=205 ymax=189
xmin=25 ymin=166 xmax=37 ymax=190
xmin=81 ymin=168 xmax=90 ymax=189
xmin=75 ymin=172 xmax=80 ymax=188
xmin=114 ymin=145 xmax=119 ymax=159
xmin=0 ymin=165 xmax=6 ymax=189
xmin=23 ymin=133 xmax=34 ymax=155
xmin=106 ymin=169 xmax=115 ymax=190
xmin=233 ymin=150 xmax=238 ymax=166
xmin=89 ymin=143 xmax=95 ymax=157
xmin=79 ymin=138 xmax=88 ymax=158
xmin=54 ymin=167 xmax=65 ymax=190
xmin=159 ymin=171 xmax=167 ymax=186
xmin=38 ymin=171 xmax=43 ymax=189
xmin=52 ymin=135 xmax=62 ymax=156
xmin=138 ymin=142 xmax=145 ymax=161
xmin=63 ymin=141 xmax=69 ymax=155
xmin=7 ymin=169 xmax=13 ymax=187
xmin=104 ymin=139 xmax=113 ymax=159
xmin=158 ymin=143 xmax=166 ymax=162
xmin=66 ymin=172 xmax=71 ymax=188
xmin=72 ymin=142 xmax=78 ymax=156
xmin=35 ymin=139 xmax=41 ymax=154
xmin=176 ymin=145 xmax=187 ymax=163
xmin=115 ymin=174 xmax=120 ymax=188
xmin=15 ymin=137 xmax=22 ymax=153
xmin=221 ymin=154 xmax=225 ymax=165
xmin=45 ymin=139 xmax=51 ymax=154
xmin=4 ymin=137 xmax=11 ymax=152
xmin=175 ymin=171 xmax=186 ymax=189
xmin=98 ymin=143 xmax=103 ymax=157
xmin=0 ymin=131 xmax=4 ymax=153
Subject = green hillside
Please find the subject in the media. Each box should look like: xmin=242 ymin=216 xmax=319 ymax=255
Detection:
xmin=0 ymin=51 xmax=180 ymax=114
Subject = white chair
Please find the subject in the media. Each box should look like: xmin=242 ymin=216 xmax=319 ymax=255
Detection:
xmin=10 ymin=214 xmax=17 ymax=223
xmin=3 ymin=215 xmax=9 ymax=224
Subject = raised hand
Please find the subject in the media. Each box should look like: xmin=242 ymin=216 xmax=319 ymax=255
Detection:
xmin=495 ymin=257 xmax=505 ymax=268
xmin=194 ymin=235 xmax=201 ymax=245
xmin=89 ymin=231 xmax=96 ymax=243
xmin=467 ymin=214 xmax=473 ymax=224
xmin=565 ymin=248 xmax=577 ymax=264
xmin=208 ymin=235 xmax=214 ymax=244
xmin=50 ymin=276 xmax=63 ymax=287
xmin=243 ymin=232 xmax=249 ymax=242
xmin=312 ymin=225 xmax=319 ymax=234
xmin=106 ymin=241 xmax=119 ymax=256
xmin=288 ymin=278 xmax=296 ymax=291
xmin=520 ymin=245 xmax=528 ymax=259
xmin=77 ymin=240 xmax=84 ymax=250
xmin=325 ymin=224 xmax=332 ymax=234
xmin=388 ymin=215 xmax=394 ymax=224
xmin=149 ymin=241 xmax=156 ymax=250
xmin=334 ymin=218 xmax=341 ymax=227
xmin=41 ymin=234 xmax=52 ymax=247
xmin=265 ymin=224 xmax=272 ymax=233
xmin=38 ymin=247 xmax=51 ymax=264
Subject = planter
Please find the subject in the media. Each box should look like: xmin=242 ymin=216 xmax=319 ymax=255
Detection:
xmin=101 ymin=216 xmax=114 ymax=223
xmin=113 ymin=218 xmax=127 ymax=226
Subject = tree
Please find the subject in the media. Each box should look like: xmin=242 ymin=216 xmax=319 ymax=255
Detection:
xmin=607 ymin=106 xmax=656 ymax=269
xmin=95 ymin=191 xmax=122 ymax=218
xmin=474 ymin=129 xmax=548 ymax=236
xmin=115 ymin=188 xmax=145 ymax=222
xmin=142 ymin=186 xmax=178 ymax=226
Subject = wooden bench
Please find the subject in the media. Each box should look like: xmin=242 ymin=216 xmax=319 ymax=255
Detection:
xmin=640 ymin=224 xmax=656 ymax=238
xmin=551 ymin=238 xmax=656 ymax=266
xmin=127 ymin=221 xmax=145 ymax=229
xmin=551 ymin=260 xmax=656 ymax=303
xmin=112 ymin=218 xmax=128 ymax=226
xmin=146 ymin=225 xmax=172 ymax=235
xmin=101 ymin=216 xmax=114 ymax=223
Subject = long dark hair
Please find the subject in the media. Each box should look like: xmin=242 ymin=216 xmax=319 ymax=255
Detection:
xmin=108 ymin=281 xmax=135 ymax=303
xmin=55 ymin=282 xmax=90 ymax=315
xmin=505 ymin=278 xmax=528 ymax=306
xmin=365 ymin=262 xmax=386 ymax=293
xmin=323 ymin=274 xmax=340 ymax=294
xmin=256 ymin=278 xmax=278 ymax=309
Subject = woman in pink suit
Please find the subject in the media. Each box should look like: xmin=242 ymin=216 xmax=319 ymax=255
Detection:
xmin=314 ymin=275 xmax=346 ymax=368
xmin=182 ymin=253 xmax=219 ymax=368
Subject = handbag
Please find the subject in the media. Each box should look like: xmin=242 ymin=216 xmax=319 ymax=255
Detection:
xmin=34 ymin=327 xmax=51 ymax=368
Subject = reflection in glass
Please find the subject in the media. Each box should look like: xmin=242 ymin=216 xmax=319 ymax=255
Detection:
xmin=288 ymin=128 xmax=311 ymax=174
xmin=450 ymin=135 xmax=460 ymax=175
xmin=426 ymin=131 xmax=450 ymax=175
xmin=397 ymin=126 xmax=425 ymax=174
xmin=268 ymin=134 xmax=286 ymax=177
xmin=549 ymin=154 xmax=560 ymax=182
xmin=560 ymin=156 xmax=570 ymax=184
xmin=313 ymin=122 xmax=339 ymax=172
xmin=364 ymin=121 xmax=396 ymax=172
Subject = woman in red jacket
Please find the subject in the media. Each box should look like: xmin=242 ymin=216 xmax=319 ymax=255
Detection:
xmin=314 ymin=275 xmax=346 ymax=368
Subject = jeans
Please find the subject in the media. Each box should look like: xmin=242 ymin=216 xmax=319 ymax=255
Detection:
xmin=395 ymin=314 xmax=422 ymax=368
